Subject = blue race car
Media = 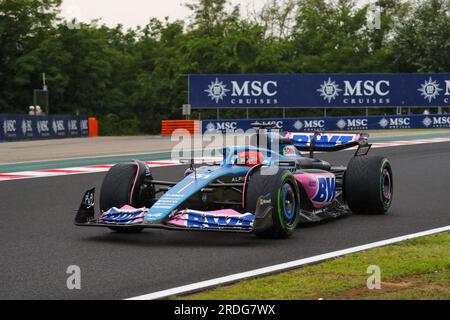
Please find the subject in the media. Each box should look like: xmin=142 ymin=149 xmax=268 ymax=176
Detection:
xmin=75 ymin=125 xmax=393 ymax=238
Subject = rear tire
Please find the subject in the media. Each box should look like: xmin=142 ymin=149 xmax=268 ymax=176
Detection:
xmin=245 ymin=168 xmax=300 ymax=238
xmin=344 ymin=156 xmax=393 ymax=215
xmin=100 ymin=163 xmax=145 ymax=233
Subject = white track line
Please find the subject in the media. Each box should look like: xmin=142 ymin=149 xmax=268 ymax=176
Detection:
xmin=126 ymin=225 xmax=450 ymax=300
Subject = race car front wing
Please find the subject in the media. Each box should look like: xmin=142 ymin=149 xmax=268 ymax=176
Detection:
xmin=74 ymin=189 xmax=273 ymax=234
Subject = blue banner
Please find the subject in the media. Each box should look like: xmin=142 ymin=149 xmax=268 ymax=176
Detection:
xmin=0 ymin=115 xmax=89 ymax=142
xmin=190 ymin=73 xmax=450 ymax=108
xmin=202 ymin=114 xmax=450 ymax=133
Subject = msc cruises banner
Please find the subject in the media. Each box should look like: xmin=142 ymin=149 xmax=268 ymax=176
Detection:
xmin=0 ymin=115 xmax=89 ymax=142
xmin=202 ymin=114 xmax=450 ymax=133
xmin=189 ymin=73 xmax=450 ymax=108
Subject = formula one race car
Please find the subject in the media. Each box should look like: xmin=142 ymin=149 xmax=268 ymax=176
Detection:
xmin=75 ymin=124 xmax=393 ymax=238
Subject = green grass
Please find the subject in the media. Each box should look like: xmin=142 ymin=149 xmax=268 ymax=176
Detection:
xmin=176 ymin=232 xmax=450 ymax=300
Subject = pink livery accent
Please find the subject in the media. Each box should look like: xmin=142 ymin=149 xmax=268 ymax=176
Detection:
xmin=295 ymin=171 xmax=336 ymax=209
xmin=129 ymin=161 xmax=141 ymax=205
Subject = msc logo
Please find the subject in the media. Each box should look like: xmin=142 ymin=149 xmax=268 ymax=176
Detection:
xmin=318 ymin=78 xmax=342 ymax=103
xmin=21 ymin=119 xmax=33 ymax=135
xmin=37 ymin=120 xmax=49 ymax=135
xmin=343 ymin=80 xmax=390 ymax=97
xmin=259 ymin=120 xmax=283 ymax=128
xmin=231 ymin=80 xmax=277 ymax=97
xmin=417 ymin=77 xmax=450 ymax=103
xmin=205 ymin=78 xmax=230 ymax=103
xmin=418 ymin=77 xmax=443 ymax=102
xmin=206 ymin=121 xmax=237 ymax=132
xmin=80 ymin=120 xmax=88 ymax=131
xmin=317 ymin=78 xmax=390 ymax=103
xmin=205 ymin=78 xmax=278 ymax=104
xmin=378 ymin=117 xmax=410 ymax=128
xmin=3 ymin=120 xmax=16 ymax=134
xmin=423 ymin=116 xmax=450 ymax=128
xmin=68 ymin=120 xmax=78 ymax=131
xmin=336 ymin=118 xmax=368 ymax=129
xmin=293 ymin=120 xmax=325 ymax=131
xmin=312 ymin=177 xmax=336 ymax=203
xmin=53 ymin=120 xmax=65 ymax=134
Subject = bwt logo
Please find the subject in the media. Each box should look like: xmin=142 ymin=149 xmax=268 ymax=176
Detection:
xmin=312 ymin=177 xmax=336 ymax=204
xmin=205 ymin=78 xmax=278 ymax=105
xmin=291 ymin=134 xmax=355 ymax=145
xmin=187 ymin=214 xmax=252 ymax=228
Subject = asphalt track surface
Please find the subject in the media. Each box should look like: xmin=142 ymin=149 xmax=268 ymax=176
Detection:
xmin=1 ymin=142 xmax=449 ymax=299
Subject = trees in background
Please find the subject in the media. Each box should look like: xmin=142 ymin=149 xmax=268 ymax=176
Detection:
xmin=0 ymin=0 xmax=448 ymax=134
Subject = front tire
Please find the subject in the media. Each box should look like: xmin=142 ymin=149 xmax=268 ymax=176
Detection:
xmin=100 ymin=163 xmax=147 ymax=233
xmin=245 ymin=168 xmax=300 ymax=238
xmin=344 ymin=156 xmax=393 ymax=215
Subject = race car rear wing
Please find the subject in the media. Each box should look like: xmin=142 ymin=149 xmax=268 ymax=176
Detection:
xmin=284 ymin=132 xmax=371 ymax=157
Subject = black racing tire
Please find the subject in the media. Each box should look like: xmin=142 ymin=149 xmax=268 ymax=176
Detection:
xmin=100 ymin=163 xmax=144 ymax=233
xmin=344 ymin=156 xmax=393 ymax=215
xmin=245 ymin=168 xmax=300 ymax=238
